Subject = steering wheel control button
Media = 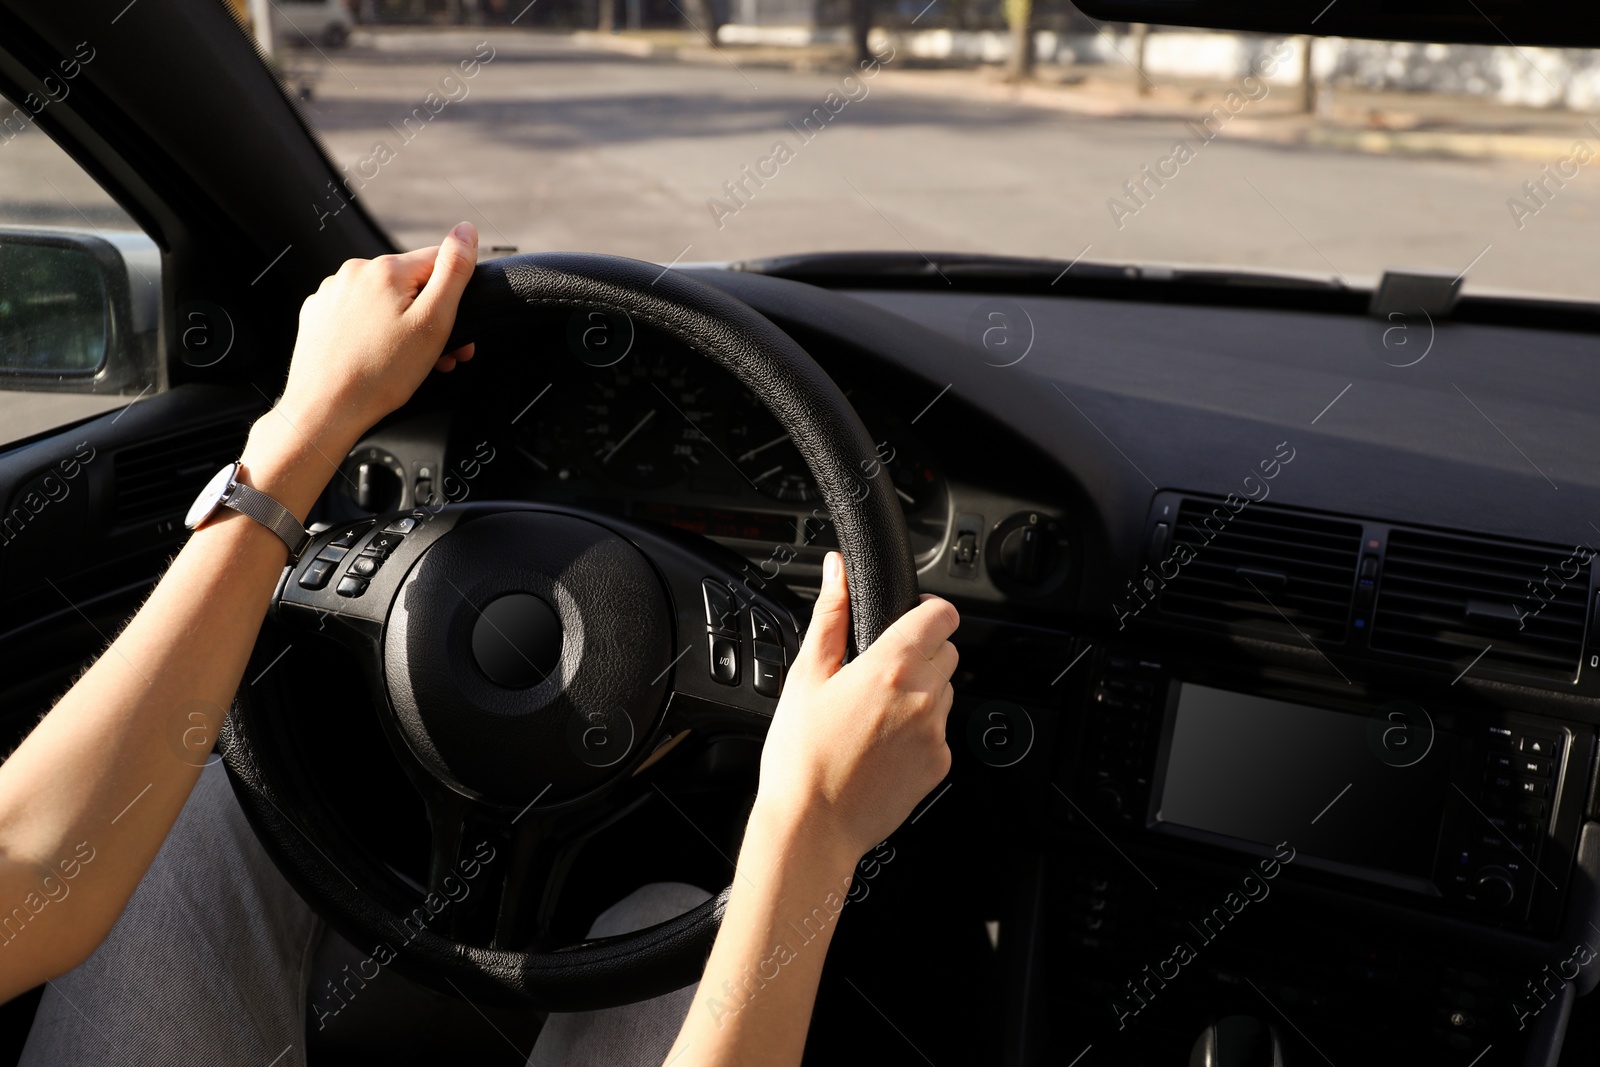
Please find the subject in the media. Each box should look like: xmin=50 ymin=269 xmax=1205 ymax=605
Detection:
xmin=966 ymin=699 xmax=1036 ymax=768
xmin=347 ymin=555 xmax=380 ymax=579
xmin=361 ymin=532 xmax=405 ymax=559
xmin=314 ymin=544 xmax=351 ymax=564
xmin=702 ymin=579 xmax=738 ymax=634
xmin=383 ymin=516 xmax=418 ymax=534
xmin=335 ymin=575 xmax=368 ymax=598
xmin=709 ymin=634 xmax=740 ymax=685
xmin=299 ymin=558 xmax=336 ymax=590
xmin=753 ymin=641 xmax=785 ymax=666
xmin=752 ymin=656 xmax=783 ymax=697
xmin=749 ymin=606 xmax=780 ymax=643
xmin=471 ymin=593 xmax=562 ymax=689
xmin=328 ymin=522 xmax=372 ymax=549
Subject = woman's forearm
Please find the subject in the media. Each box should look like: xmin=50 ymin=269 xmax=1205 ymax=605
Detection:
xmin=667 ymin=801 xmax=858 ymax=1066
xmin=0 ymin=413 xmax=350 ymax=1000
xmin=0 ymin=226 xmax=478 ymax=1002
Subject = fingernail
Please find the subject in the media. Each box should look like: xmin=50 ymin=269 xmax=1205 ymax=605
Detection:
xmin=824 ymin=552 xmax=840 ymax=585
xmin=450 ymin=221 xmax=477 ymax=245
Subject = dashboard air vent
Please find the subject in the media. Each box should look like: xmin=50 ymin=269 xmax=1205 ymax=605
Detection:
xmin=1371 ymin=529 xmax=1590 ymax=680
xmin=112 ymin=418 xmax=251 ymax=530
xmin=1157 ymin=499 xmax=1362 ymax=643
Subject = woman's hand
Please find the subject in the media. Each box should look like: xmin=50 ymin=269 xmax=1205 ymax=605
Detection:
xmin=670 ymin=556 xmax=958 ymax=1065
xmin=240 ymin=223 xmax=480 ymax=517
xmin=274 ymin=221 xmax=480 ymax=452
xmin=755 ymin=551 xmax=959 ymax=864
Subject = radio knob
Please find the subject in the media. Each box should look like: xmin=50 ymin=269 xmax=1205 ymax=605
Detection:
xmin=1473 ymin=866 xmax=1515 ymax=909
xmin=1091 ymin=782 xmax=1126 ymax=816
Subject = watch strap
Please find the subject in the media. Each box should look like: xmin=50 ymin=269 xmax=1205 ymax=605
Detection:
xmin=223 ymin=480 xmax=312 ymax=561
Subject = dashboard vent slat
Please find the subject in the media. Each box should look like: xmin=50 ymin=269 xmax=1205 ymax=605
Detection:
xmin=1156 ymin=500 xmax=1362 ymax=643
xmin=112 ymin=419 xmax=252 ymax=530
xmin=1371 ymin=529 xmax=1590 ymax=680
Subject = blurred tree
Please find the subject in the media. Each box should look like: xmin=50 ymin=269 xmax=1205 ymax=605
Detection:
xmin=1004 ymin=0 xmax=1034 ymax=79
xmin=850 ymin=0 xmax=872 ymax=65
xmin=681 ymin=0 xmax=722 ymax=42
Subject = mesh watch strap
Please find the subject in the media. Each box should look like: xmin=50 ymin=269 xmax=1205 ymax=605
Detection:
xmin=223 ymin=480 xmax=312 ymax=561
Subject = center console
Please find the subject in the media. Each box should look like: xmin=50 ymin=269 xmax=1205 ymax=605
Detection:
xmin=1037 ymin=644 xmax=1597 ymax=1062
xmin=1073 ymin=649 xmax=1585 ymax=932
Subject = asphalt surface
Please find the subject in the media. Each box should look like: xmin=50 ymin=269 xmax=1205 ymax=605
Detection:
xmin=292 ymin=29 xmax=1600 ymax=302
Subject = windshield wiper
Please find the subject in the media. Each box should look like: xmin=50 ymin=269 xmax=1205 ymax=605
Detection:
xmin=731 ymin=250 xmax=1350 ymax=293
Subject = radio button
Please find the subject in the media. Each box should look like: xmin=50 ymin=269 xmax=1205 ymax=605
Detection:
xmin=1488 ymin=774 xmax=1516 ymax=792
xmin=1519 ymin=736 xmax=1554 ymax=757
xmin=1517 ymin=779 xmax=1550 ymax=799
xmin=1487 ymin=752 xmax=1514 ymax=771
xmin=1515 ymin=798 xmax=1547 ymax=818
xmin=1519 ymin=757 xmax=1552 ymax=777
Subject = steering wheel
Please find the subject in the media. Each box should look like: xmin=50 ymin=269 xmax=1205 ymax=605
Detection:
xmin=221 ymin=253 xmax=920 ymax=1010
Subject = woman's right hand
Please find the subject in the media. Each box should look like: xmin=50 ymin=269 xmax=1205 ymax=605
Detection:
xmin=754 ymin=551 xmax=959 ymax=864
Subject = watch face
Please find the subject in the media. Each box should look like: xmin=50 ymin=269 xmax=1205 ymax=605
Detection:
xmin=185 ymin=463 xmax=239 ymax=530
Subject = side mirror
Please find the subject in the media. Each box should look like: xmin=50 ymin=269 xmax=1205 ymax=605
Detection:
xmin=0 ymin=229 xmax=161 ymax=438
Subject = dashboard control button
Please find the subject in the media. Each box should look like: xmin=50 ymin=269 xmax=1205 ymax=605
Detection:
xmin=348 ymin=555 xmax=380 ymax=579
xmin=702 ymin=580 xmax=738 ymax=633
xmin=709 ymin=635 xmax=739 ymax=685
xmin=749 ymin=606 xmax=780 ymax=644
xmin=314 ymin=544 xmax=350 ymax=564
xmin=336 ymin=575 xmax=368 ymax=598
xmin=1519 ymin=757 xmax=1552 ymax=777
xmin=1518 ymin=779 xmax=1549 ymax=798
xmin=752 ymin=656 xmax=783 ymax=697
xmin=299 ymin=559 xmax=335 ymax=590
xmin=1519 ymin=736 xmax=1552 ymax=756
xmin=384 ymin=516 xmax=418 ymax=534
xmin=947 ymin=513 xmax=984 ymax=579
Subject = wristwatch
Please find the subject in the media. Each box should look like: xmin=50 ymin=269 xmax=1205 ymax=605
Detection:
xmin=185 ymin=462 xmax=312 ymax=561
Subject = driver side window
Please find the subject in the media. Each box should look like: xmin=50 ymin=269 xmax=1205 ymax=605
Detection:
xmin=1 ymin=83 xmax=162 ymax=451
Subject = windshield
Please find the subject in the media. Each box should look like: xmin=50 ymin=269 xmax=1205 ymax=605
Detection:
xmin=281 ymin=20 xmax=1600 ymax=301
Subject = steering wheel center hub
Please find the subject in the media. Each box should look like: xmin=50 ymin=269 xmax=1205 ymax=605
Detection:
xmin=383 ymin=511 xmax=673 ymax=804
xmin=471 ymin=593 xmax=562 ymax=688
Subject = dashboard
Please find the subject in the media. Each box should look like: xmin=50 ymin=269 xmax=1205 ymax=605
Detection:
xmin=303 ymin=266 xmax=1600 ymax=1065
xmin=322 ymin=305 xmax=1076 ymax=614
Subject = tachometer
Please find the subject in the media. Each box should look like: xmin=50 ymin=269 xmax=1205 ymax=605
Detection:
xmin=579 ymin=348 xmax=718 ymax=489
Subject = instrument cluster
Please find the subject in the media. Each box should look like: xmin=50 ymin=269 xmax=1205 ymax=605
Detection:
xmin=497 ymin=329 xmax=949 ymax=558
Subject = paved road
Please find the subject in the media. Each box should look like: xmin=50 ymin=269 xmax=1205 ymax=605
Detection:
xmin=4 ymin=29 xmax=1600 ymax=301
xmin=294 ymin=30 xmax=1600 ymax=302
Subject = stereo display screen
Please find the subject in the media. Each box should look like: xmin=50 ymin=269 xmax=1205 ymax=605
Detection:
xmin=1155 ymin=683 xmax=1459 ymax=883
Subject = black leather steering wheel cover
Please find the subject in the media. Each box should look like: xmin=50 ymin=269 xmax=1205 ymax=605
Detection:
xmin=223 ymin=252 xmax=920 ymax=1009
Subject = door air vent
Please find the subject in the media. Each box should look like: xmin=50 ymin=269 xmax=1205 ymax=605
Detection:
xmin=1371 ymin=529 xmax=1591 ymax=681
xmin=1157 ymin=499 xmax=1363 ymax=644
xmin=112 ymin=418 xmax=251 ymax=531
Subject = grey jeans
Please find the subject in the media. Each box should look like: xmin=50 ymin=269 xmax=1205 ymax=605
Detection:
xmin=20 ymin=762 xmax=706 ymax=1066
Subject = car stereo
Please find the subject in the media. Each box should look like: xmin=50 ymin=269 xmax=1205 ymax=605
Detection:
xmin=1063 ymin=648 xmax=1586 ymax=932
